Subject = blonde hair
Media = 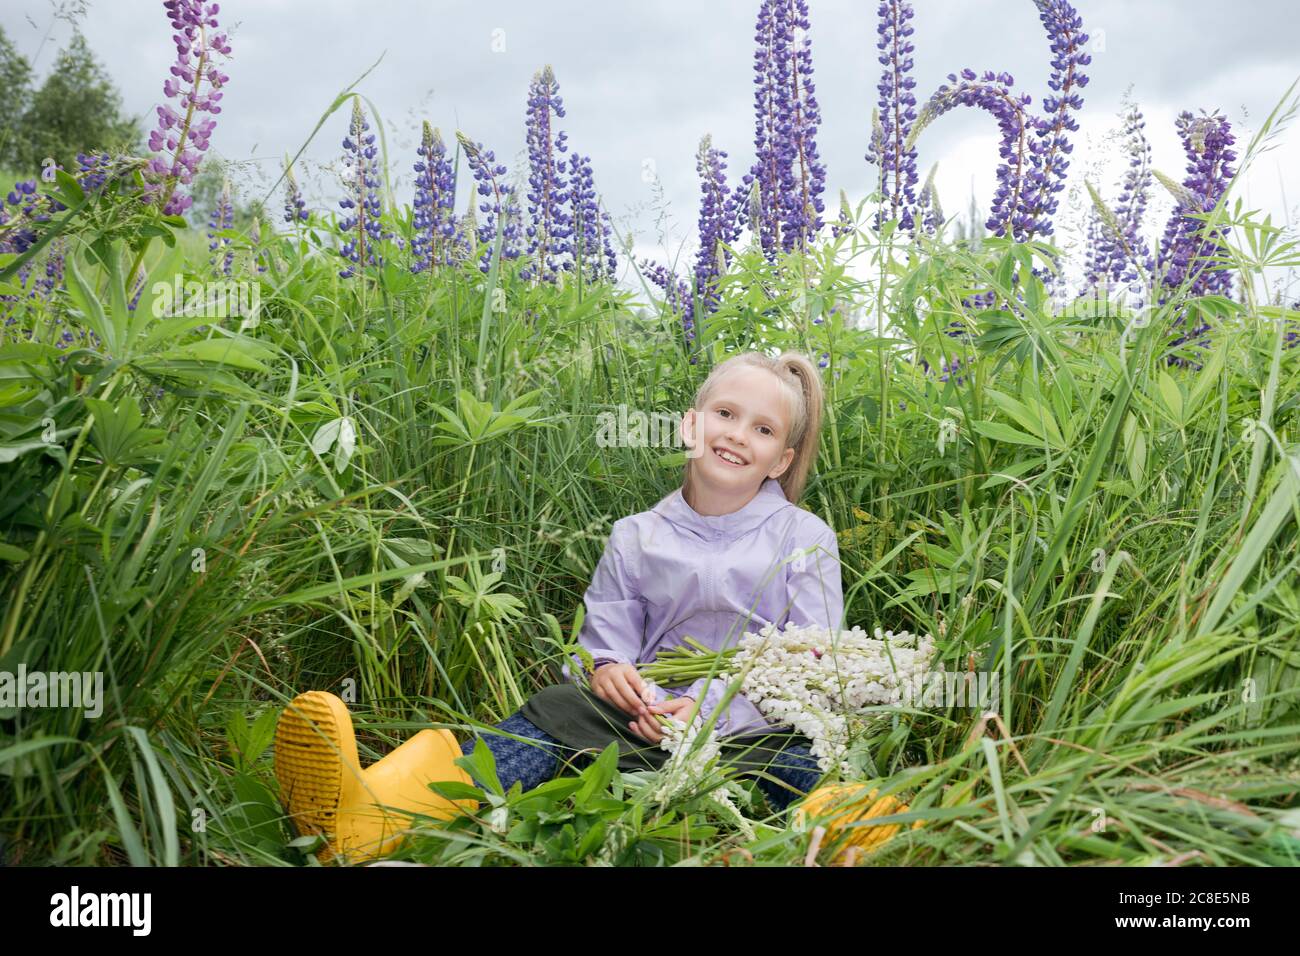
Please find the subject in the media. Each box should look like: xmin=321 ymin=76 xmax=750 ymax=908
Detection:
xmin=682 ymin=350 xmax=826 ymax=507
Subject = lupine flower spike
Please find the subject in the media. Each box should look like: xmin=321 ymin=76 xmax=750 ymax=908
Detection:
xmin=338 ymin=100 xmax=388 ymax=279
xmin=566 ymin=151 xmax=618 ymax=284
xmin=522 ymin=65 xmax=572 ymax=283
xmin=145 ymin=0 xmax=232 ymax=217
xmin=283 ymin=159 xmax=309 ymax=225
xmin=207 ymin=178 xmax=234 ymax=275
xmin=1156 ymin=109 xmax=1237 ymax=368
xmin=865 ymin=0 xmax=920 ymax=232
xmin=743 ymin=0 xmax=827 ymax=259
xmin=456 ymin=132 xmax=521 ymax=273
xmin=411 ymin=122 xmax=457 ymax=274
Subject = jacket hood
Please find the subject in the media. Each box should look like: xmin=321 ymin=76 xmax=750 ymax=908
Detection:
xmin=651 ymin=476 xmax=793 ymax=541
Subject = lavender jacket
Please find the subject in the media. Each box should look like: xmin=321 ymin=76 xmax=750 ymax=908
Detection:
xmin=560 ymin=476 xmax=844 ymax=737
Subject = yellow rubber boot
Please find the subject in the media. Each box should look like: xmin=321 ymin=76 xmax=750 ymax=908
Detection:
xmin=274 ymin=691 xmax=479 ymax=863
xmin=793 ymin=784 xmax=925 ymax=864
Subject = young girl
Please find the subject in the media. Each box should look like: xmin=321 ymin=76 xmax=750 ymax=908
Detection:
xmin=468 ymin=349 xmax=844 ymax=811
xmin=274 ymin=350 xmax=844 ymax=860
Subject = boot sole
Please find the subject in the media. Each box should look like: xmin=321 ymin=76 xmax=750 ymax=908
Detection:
xmin=274 ymin=691 xmax=358 ymax=861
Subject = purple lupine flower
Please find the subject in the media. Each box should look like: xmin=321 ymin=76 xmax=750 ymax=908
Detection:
xmin=1017 ymin=0 xmax=1091 ymax=241
xmin=449 ymin=210 xmax=476 ymax=267
xmin=36 ymin=236 xmax=67 ymax=299
xmin=411 ymin=122 xmax=457 ymax=274
xmin=918 ymin=353 xmax=973 ymax=387
xmin=912 ymin=163 xmax=943 ymax=237
xmin=1157 ymin=109 xmax=1238 ymax=369
xmin=456 ymin=132 xmax=521 ymax=273
xmin=775 ymin=0 xmax=827 ymax=253
xmin=0 ymin=184 xmax=40 ymax=323
xmin=282 ymin=161 xmax=309 ymax=225
xmin=1156 ymin=110 xmax=1237 ymax=295
xmin=127 ymin=270 xmax=146 ymax=314
xmin=1110 ymin=105 xmax=1154 ymax=283
xmin=915 ymin=70 xmax=1034 ymax=241
xmin=691 ymin=134 xmax=743 ymax=320
xmin=912 ymin=1 xmax=1089 ymax=244
xmin=1285 ymin=301 xmax=1300 ymax=351
xmin=1081 ymin=205 xmax=1108 ymax=291
xmin=1 ymin=179 xmax=42 ymax=255
xmin=744 ymin=0 xmax=782 ymax=257
xmin=641 ymin=257 xmax=696 ymax=360
xmin=742 ymin=1 xmax=827 ymax=258
xmin=865 ymin=0 xmax=920 ymax=232
xmin=144 ymin=0 xmax=231 ymax=217
xmin=521 ymin=65 xmax=573 ymax=283
xmin=207 ymin=178 xmax=234 ymax=276
xmin=1084 ymin=103 xmax=1153 ymax=294
xmin=566 ymin=150 xmax=618 ymax=284
xmin=76 ymin=151 xmax=112 ymax=193
xmin=338 ymin=100 xmax=388 ymax=279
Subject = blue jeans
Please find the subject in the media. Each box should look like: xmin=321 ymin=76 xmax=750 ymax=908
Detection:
xmin=459 ymin=710 xmax=822 ymax=812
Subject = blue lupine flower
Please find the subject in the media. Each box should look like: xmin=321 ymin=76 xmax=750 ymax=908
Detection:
xmin=912 ymin=0 xmax=1090 ymax=243
xmin=283 ymin=160 xmax=309 ymax=225
xmin=522 ymin=65 xmax=573 ymax=283
xmin=691 ymin=134 xmax=743 ymax=321
xmin=865 ymin=0 xmax=920 ymax=232
xmin=411 ymin=122 xmax=457 ymax=273
xmin=1018 ymin=0 xmax=1091 ymax=240
xmin=640 ymin=257 xmax=696 ymax=361
xmin=742 ymin=0 xmax=827 ymax=259
xmin=456 ymin=132 xmax=521 ymax=273
xmin=829 ymin=189 xmax=854 ymax=239
xmin=1157 ymin=109 xmax=1238 ymax=369
xmin=339 ymin=100 xmax=389 ymax=279
xmin=207 ymin=178 xmax=234 ymax=276
xmin=1082 ymin=103 xmax=1153 ymax=295
xmin=915 ymin=70 xmax=1033 ymax=241
xmin=566 ymin=150 xmax=618 ymax=284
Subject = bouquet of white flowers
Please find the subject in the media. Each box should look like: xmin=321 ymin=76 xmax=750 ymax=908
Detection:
xmin=643 ymin=621 xmax=943 ymax=777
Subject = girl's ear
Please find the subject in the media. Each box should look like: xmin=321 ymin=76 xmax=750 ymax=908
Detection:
xmin=680 ymin=409 xmax=702 ymax=458
xmin=768 ymin=445 xmax=796 ymax=480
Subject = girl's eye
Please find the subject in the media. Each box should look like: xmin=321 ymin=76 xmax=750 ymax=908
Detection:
xmin=759 ymin=426 xmax=773 ymax=436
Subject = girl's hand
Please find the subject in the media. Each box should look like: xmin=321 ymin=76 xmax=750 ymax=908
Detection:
xmin=591 ymin=663 xmax=653 ymax=719
xmin=628 ymin=696 xmax=696 ymax=744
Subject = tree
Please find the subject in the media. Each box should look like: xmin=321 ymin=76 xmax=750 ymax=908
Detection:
xmin=0 ymin=26 xmax=34 ymax=169
xmin=14 ymin=30 xmax=140 ymax=174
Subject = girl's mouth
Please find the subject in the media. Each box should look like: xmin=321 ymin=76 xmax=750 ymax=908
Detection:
xmin=713 ymin=447 xmax=747 ymax=467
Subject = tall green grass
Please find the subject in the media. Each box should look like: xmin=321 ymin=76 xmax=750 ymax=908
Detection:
xmin=1 ymin=89 xmax=1298 ymax=867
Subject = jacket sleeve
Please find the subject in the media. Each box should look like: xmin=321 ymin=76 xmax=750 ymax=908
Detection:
xmin=785 ymin=520 xmax=844 ymax=630
xmin=561 ymin=519 xmax=647 ymax=683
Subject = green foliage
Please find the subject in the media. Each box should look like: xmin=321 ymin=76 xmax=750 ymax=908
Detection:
xmin=8 ymin=31 xmax=141 ymax=174
xmin=1 ymin=76 xmax=1299 ymax=869
xmin=0 ymin=27 xmax=34 ymax=168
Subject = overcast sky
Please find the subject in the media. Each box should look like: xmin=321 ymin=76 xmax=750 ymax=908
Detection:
xmin=5 ymin=0 xmax=1299 ymax=298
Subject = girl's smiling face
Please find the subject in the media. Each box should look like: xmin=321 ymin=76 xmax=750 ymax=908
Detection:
xmin=681 ymin=366 xmax=796 ymax=497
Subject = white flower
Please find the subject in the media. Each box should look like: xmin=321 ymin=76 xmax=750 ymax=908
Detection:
xmin=701 ymin=622 xmax=942 ymax=774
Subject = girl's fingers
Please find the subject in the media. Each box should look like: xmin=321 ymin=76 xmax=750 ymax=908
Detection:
xmin=637 ymin=714 xmax=660 ymax=743
xmin=614 ymin=673 xmax=648 ymax=716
